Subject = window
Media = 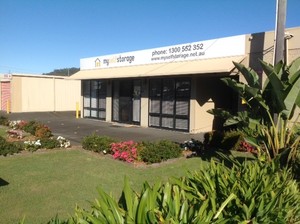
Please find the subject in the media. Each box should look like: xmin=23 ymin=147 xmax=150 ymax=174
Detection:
xmin=149 ymin=78 xmax=190 ymax=131
xmin=82 ymin=80 xmax=107 ymax=120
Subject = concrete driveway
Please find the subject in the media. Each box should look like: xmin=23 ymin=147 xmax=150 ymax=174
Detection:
xmin=5 ymin=112 xmax=204 ymax=146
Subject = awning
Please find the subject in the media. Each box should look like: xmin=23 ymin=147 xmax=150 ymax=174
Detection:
xmin=69 ymin=55 xmax=245 ymax=80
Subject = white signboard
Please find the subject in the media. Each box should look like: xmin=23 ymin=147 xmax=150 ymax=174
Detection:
xmin=80 ymin=35 xmax=245 ymax=70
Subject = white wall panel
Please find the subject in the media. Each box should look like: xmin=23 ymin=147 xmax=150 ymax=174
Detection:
xmin=54 ymin=79 xmax=81 ymax=111
xmin=18 ymin=77 xmax=80 ymax=112
xmin=21 ymin=77 xmax=55 ymax=112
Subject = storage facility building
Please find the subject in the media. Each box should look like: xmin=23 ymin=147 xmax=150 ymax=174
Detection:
xmin=70 ymin=27 xmax=300 ymax=132
xmin=0 ymin=74 xmax=81 ymax=113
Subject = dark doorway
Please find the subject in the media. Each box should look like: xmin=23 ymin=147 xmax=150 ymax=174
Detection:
xmin=112 ymin=80 xmax=141 ymax=124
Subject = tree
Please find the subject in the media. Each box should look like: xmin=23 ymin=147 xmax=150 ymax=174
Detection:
xmin=43 ymin=67 xmax=79 ymax=76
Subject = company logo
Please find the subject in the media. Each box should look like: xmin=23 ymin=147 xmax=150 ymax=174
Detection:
xmin=95 ymin=58 xmax=101 ymax=67
xmin=95 ymin=55 xmax=135 ymax=68
xmin=103 ymin=56 xmax=118 ymax=66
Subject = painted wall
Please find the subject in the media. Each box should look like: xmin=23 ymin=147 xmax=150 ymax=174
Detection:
xmin=242 ymin=27 xmax=300 ymax=81
xmin=242 ymin=27 xmax=300 ymax=122
xmin=191 ymin=75 xmax=238 ymax=133
xmin=10 ymin=76 xmax=80 ymax=112
xmin=54 ymin=79 xmax=81 ymax=111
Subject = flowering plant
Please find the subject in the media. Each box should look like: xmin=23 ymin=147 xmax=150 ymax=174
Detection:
xmin=9 ymin=120 xmax=19 ymax=129
xmin=111 ymin=140 xmax=138 ymax=163
xmin=239 ymin=141 xmax=256 ymax=153
xmin=24 ymin=139 xmax=42 ymax=151
xmin=35 ymin=124 xmax=52 ymax=138
xmin=9 ymin=120 xmax=27 ymax=130
xmin=57 ymin=136 xmax=71 ymax=148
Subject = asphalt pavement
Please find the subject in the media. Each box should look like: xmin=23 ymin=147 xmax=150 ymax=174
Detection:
xmin=4 ymin=111 xmax=204 ymax=146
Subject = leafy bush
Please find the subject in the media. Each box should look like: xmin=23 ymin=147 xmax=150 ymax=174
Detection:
xmin=208 ymin=58 xmax=300 ymax=166
xmin=290 ymin=149 xmax=300 ymax=180
xmin=9 ymin=120 xmax=26 ymax=130
xmin=57 ymin=136 xmax=71 ymax=148
xmin=82 ymin=134 xmax=116 ymax=154
xmin=0 ymin=136 xmax=22 ymax=156
xmin=239 ymin=140 xmax=257 ymax=153
xmin=7 ymin=129 xmax=23 ymax=139
xmin=22 ymin=120 xmax=40 ymax=135
xmin=111 ymin=140 xmax=138 ymax=163
xmin=203 ymin=130 xmax=224 ymax=148
xmin=46 ymin=159 xmax=300 ymax=223
xmin=170 ymin=159 xmax=300 ymax=223
xmin=24 ymin=137 xmax=70 ymax=151
xmin=0 ymin=116 xmax=9 ymax=126
xmin=16 ymin=120 xmax=28 ymax=130
xmin=221 ymin=130 xmax=244 ymax=151
xmin=139 ymin=140 xmax=182 ymax=164
xmin=35 ymin=124 xmax=52 ymax=138
xmin=23 ymin=140 xmax=42 ymax=151
xmin=40 ymin=138 xmax=60 ymax=149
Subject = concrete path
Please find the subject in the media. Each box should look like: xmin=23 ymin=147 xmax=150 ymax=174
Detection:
xmin=4 ymin=112 xmax=204 ymax=146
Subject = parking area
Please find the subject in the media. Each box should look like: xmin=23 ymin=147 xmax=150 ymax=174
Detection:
xmin=5 ymin=111 xmax=204 ymax=146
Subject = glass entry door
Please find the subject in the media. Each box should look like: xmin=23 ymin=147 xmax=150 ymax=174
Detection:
xmin=112 ymin=79 xmax=141 ymax=124
xmin=132 ymin=80 xmax=141 ymax=122
xmin=119 ymin=80 xmax=132 ymax=122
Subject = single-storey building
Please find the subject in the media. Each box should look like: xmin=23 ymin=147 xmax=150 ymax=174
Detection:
xmin=0 ymin=73 xmax=81 ymax=113
xmin=71 ymin=26 xmax=300 ymax=133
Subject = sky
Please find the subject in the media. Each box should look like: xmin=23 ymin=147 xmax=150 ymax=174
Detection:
xmin=0 ymin=0 xmax=299 ymax=74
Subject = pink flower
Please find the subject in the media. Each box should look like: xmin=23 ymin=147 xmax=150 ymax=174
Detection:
xmin=111 ymin=140 xmax=139 ymax=163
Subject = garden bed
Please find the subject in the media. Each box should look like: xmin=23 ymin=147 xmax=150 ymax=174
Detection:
xmin=0 ymin=119 xmax=71 ymax=156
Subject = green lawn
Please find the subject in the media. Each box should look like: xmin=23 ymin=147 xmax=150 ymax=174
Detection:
xmin=0 ymin=149 xmax=207 ymax=224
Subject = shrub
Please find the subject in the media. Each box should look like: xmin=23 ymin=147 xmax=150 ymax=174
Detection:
xmin=168 ymin=159 xmax=300 ymax=223
xmin=82 ymin=134 xmax=116 ymax=154
xmin=0 ymin=136 xmax=22 ymax=156
xmin=9 ymin=120 xmax=27 ymax=130
xmin=47 ymin=159 xmax=300 ymax=223
xmin=291 ymin=150 xmax=300 ymax=180
xmin=239 ymin=140 xmax=257 ymax=153
xmin=7 ymin=129 xmax=23 ymax=139
xmin=23 ymin=140 xmax=42 ymax=151
xmin=24 ymin=137 xmax=70 ymax=150
xmin=139 ymin=140 xmax=182 ymax=164
xmin=0 ymin=116 xmax=9 ymax=126
xmin=208 ymin=58 xmax=300 ymax=167
xmin=111 ymin=140 xmax=138 ymax=163
xmin=22 ymin=120 xmax=40 ymax=135
xmin=40 ymin=138 xmax=60 ymax=149
xmin=35 ymin=124 xmax=52 ymax=138
xmin=16 ymin=120 xmax=28 ymax=130
xmin=221 ymin=130 xmax=244 ymax=151
xmin=203 ymin=130 xmax=224 ymax=148
xmin=57 ymin=136 xmax=71 ymax=148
